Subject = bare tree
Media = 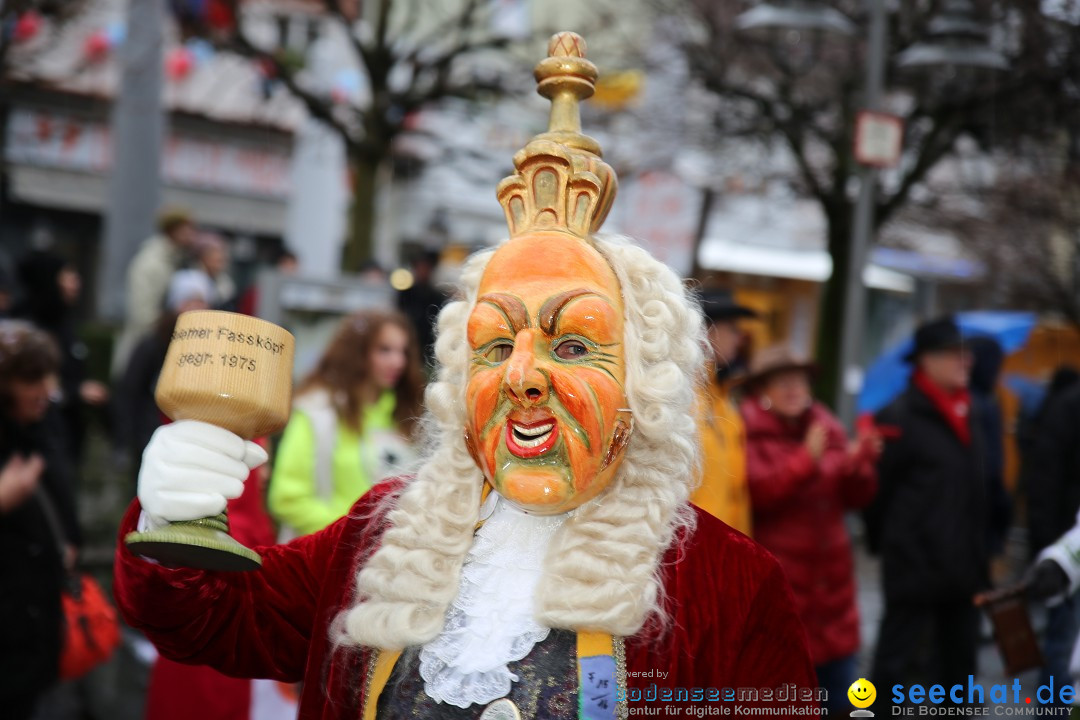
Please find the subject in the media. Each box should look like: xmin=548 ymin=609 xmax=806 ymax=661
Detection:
xmin=669 ymin=0 xmax=1080 ymax=404
xmin=924 ymin=150 xmax=1080 ymax=331
xmin=187 ymin=0 xmax=584 ymax=271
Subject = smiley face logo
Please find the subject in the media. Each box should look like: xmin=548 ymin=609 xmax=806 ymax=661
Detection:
xmin=848 ymin=678 xmax=876 ymax=709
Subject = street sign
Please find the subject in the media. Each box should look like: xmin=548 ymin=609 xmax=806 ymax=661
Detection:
xmin=854 ymin=110 xmax=904 ymax=168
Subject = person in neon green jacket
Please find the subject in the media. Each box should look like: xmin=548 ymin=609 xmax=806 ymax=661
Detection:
xmin=269 ymin=309 xmax=425 ymax=537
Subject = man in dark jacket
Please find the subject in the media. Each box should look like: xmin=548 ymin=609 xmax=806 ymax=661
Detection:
xmin=1023 ymin=375 xmax=1080 ymax=700
xmin=1025 ymin=370 xmax=1080 ymax=561
xmin=867 ymin=317 xmax=988 ymax=707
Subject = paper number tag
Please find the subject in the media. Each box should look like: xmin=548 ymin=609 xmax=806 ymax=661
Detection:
xmin=579 ymin=654 xmax=616 ymax=720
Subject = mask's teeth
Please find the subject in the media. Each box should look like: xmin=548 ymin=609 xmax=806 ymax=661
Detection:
xmin=513 ymin=425 xmax=554 ymax=447
xmin=514 ymin=421 xmax=555 ymax=438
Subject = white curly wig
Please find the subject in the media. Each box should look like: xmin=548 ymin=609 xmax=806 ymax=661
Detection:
xmin=340 ymin=233 xmax=706 ymax=649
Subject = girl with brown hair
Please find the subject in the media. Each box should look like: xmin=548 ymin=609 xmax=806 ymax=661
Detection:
xmin=268 ymin=309 xmax=424 ymax=538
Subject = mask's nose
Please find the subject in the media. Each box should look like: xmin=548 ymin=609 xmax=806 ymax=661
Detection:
xmin=502 ymin=330 xmax=548 ymax=407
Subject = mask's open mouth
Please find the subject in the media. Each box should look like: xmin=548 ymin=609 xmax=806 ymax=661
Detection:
xmin=506 ymin=418 xmax=558 ymax=458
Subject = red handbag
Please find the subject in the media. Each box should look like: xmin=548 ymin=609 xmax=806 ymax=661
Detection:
xmin=35 ymin=487 xmax=122 ymax=679
xmin=58 ymin=573 xmax=121 ymax=680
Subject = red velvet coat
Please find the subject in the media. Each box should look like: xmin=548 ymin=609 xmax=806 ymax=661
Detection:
xmin=115 ymin=481 xmax=818 ymax=718
xmin=143 ymin=438 xmax=278 ymax=720
xmin=741 ymin=400 xmax=878 ymax=666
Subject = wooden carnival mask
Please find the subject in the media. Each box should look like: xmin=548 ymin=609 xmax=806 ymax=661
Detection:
xmin=464 ymin=33 xmax=632 ymax=515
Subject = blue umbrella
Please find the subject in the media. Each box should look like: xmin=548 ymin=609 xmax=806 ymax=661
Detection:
xmin=1002 ymin=373 xmax=1047 ymax=417
xmin=857 ymin=311 xmax=1038 ymax=414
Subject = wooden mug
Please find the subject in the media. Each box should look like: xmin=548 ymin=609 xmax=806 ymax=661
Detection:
xmin=125 ymin=310 xmax=295 ymax=571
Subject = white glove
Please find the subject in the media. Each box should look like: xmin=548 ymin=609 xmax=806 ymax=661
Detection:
xmin=1037 ymin=519 xmax=1080 ymax=605
xmin=138 ymin=420 xmax=268 ymax=530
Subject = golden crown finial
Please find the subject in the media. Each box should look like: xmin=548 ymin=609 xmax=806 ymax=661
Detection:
xmin=496 ymin=32 xmax=617 ymax=240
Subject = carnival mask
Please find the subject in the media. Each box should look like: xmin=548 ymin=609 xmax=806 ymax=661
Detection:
xmin=462 ymin=32 xmax=631 ymax=513
xmin=465 ymin=232 xmax=631 ymax=514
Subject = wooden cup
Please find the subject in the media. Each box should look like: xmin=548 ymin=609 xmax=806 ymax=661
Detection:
xmin=124 ymin=310 xmax=295 ymax=571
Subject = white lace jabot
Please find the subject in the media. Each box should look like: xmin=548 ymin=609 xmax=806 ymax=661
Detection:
xmin=419 ymin=492 xmax=568 ymax=708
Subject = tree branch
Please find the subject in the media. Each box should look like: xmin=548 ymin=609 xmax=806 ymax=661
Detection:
xmin=226 ymin=28 xmax=357 ymax=150
xmin=322 ymin=0 xmax=373 ymax=74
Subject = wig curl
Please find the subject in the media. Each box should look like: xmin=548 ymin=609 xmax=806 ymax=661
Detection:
xmin=341 ymin=234 xmax=705 ymax=648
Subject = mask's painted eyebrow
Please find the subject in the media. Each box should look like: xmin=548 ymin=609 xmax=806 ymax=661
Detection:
xmin=477 ymin=293 xmax=530 ymax=334
xmin=539 ymin=288 xmax=601 ymax=336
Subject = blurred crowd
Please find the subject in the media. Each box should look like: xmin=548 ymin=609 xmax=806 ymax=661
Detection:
xmin=692 ymin=293 xmax=1077 ymax=715
xmin=1 ymin=214 xmax=1079 ymax=719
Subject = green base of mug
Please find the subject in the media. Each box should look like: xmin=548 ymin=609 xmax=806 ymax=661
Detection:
xmin=124 ymin=514 xmax=261 ymax=572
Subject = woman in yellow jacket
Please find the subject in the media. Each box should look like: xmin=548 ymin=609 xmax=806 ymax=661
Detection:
xmin=692 ymin=290 xmax=755 ymax=535
xmin=269 ymin=309 xmax=425 ymax=538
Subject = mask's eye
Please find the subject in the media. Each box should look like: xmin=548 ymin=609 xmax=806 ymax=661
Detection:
xmin=485 ymin=343 xmax=513 ymax=363
xmin=554 ymin=339 xmax=589 ymax=360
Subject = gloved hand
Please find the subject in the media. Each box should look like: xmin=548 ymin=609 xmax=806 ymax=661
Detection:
xmin=138 ymin=420 xmax=268 ymax=530
xmin=1024 ymin=558 xmax=1070 ymax=602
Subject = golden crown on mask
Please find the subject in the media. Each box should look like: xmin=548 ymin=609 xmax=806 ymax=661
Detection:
xmin=496 ymin=32 xmax=617 ymax=241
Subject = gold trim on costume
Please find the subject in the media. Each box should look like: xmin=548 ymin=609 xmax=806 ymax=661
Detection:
xmin=361 ymin=649 xmax=378 ymax=720
xmin=614 ymin=636 xmax=628 ymax=720
xmin=363 ymin=648 xmax=403 ymax=720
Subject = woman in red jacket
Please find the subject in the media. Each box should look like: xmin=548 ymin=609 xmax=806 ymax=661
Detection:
xmin=741 ymin=345 xmax=880 ymax=715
